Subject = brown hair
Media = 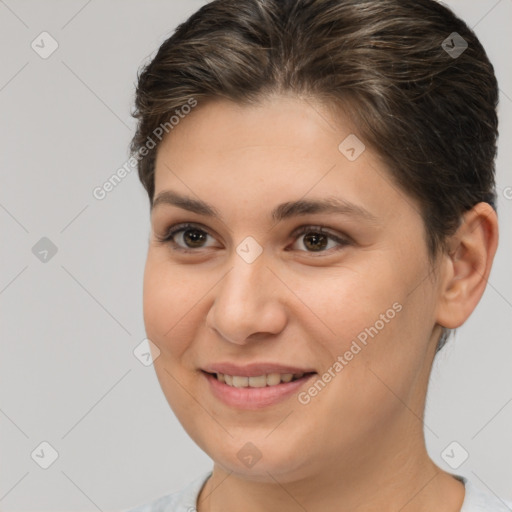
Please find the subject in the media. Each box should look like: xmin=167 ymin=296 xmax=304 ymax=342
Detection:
xmin=130 ymin=0 xmax=499 ymax=353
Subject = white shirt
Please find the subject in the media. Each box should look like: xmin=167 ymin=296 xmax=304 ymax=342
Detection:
xmin=127 ymin=471 xmax=512 ymax=511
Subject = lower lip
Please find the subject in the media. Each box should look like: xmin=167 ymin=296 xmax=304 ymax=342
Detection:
xmin=202 ymin=371 xmax=316 ymax=409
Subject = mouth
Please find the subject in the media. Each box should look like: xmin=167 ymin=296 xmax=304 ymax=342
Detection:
xmin=202 ymin=370 xmax=316 ymax=388
xmin=200 ymin=370 xmax=318 ymax=409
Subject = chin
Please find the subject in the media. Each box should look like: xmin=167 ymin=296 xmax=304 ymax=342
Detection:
xmin=200 ymin=436 xmax=316 ymax=483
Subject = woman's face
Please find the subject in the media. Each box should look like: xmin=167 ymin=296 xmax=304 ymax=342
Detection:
xmin=143 ymin=95 xmax=445 ymax=483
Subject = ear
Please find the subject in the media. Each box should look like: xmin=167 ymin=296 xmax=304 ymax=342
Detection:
xmin=435 ymin=202 xmax=499 ymax=329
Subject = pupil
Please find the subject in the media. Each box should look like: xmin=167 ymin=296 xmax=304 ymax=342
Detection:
xmin=184 ymin=229 xmax=206 ymax=247
xmin=304 ymin=233 xmax=327 ymax=251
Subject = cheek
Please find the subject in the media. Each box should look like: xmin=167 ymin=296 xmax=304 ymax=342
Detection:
xmin=302 ymin=256 xmax=433 ymax=383
xmin=142 ymin=257 xmax=205 ymax=415
xmin=316 ymin=272 xmax=435 ymax=422
xmin=142 ymin=256 xmax=201 ymax=357
xmin=291 ymin=264 xmax=401 ymax=344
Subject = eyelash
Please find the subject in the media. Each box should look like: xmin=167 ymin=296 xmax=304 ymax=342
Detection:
xmin=155 ymin=222 xmax=351 ymax=255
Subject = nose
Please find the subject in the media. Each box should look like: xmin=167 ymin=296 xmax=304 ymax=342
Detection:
xmin=205 ymin=253 xmax=287 ymax=345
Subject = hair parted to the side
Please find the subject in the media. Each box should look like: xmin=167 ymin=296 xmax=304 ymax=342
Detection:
xmin=130 ymin=0 xmax=499 ymax=354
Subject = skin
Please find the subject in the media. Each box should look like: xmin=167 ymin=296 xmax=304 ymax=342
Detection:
xmin=143 ymin=94 xmax=498 ymax=512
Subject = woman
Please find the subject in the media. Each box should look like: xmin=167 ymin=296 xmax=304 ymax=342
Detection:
xmin=127 ymin=0 xmax=510 ymax=510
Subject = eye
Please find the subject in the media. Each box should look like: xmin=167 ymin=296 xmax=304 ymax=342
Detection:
xmin=290 ymin=225 xmax=351 ymax=254
xmin=155 ymin=222 xmax=351 ymax=255
xmin=155 ymin=222 xmax=218 ymax=252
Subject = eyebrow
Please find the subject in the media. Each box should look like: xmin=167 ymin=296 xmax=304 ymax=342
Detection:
xmin=152 ymin=190 xmax=378 ymax=223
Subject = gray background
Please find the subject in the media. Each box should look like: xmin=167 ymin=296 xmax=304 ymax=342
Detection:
xmin=0 ymin=1 xmax=510 ymax=511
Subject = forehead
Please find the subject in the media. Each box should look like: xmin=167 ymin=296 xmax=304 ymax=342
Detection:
xmin=152 ymin=96 xmax=419 ymax=227
xmin=155 ymin=95 xmax=355 ymax=165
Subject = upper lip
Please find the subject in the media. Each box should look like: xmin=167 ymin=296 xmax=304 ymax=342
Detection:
xmin=202 ymin=362 xmax=317 ymax=377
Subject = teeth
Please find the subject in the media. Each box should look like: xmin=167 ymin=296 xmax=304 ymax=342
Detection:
xmin=232 ymin=376 xmax=249 ymax=388
xmin=266 ymin=373 xmax=282 ymax=386
xmin=213 ymin=372 xmax=308 ymax=388
xmin=248 ymin=375 xmax=267 ymax=388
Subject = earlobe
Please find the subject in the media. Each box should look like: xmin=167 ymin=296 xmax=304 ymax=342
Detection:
xmin=436 ymin=202 xmax=499 ymax=329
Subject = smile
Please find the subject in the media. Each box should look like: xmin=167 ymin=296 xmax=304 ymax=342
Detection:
xmin=212 ymin=372 xmax=310 ymax=388
xmin=201 ymin=370 xmax=317 ymax=409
